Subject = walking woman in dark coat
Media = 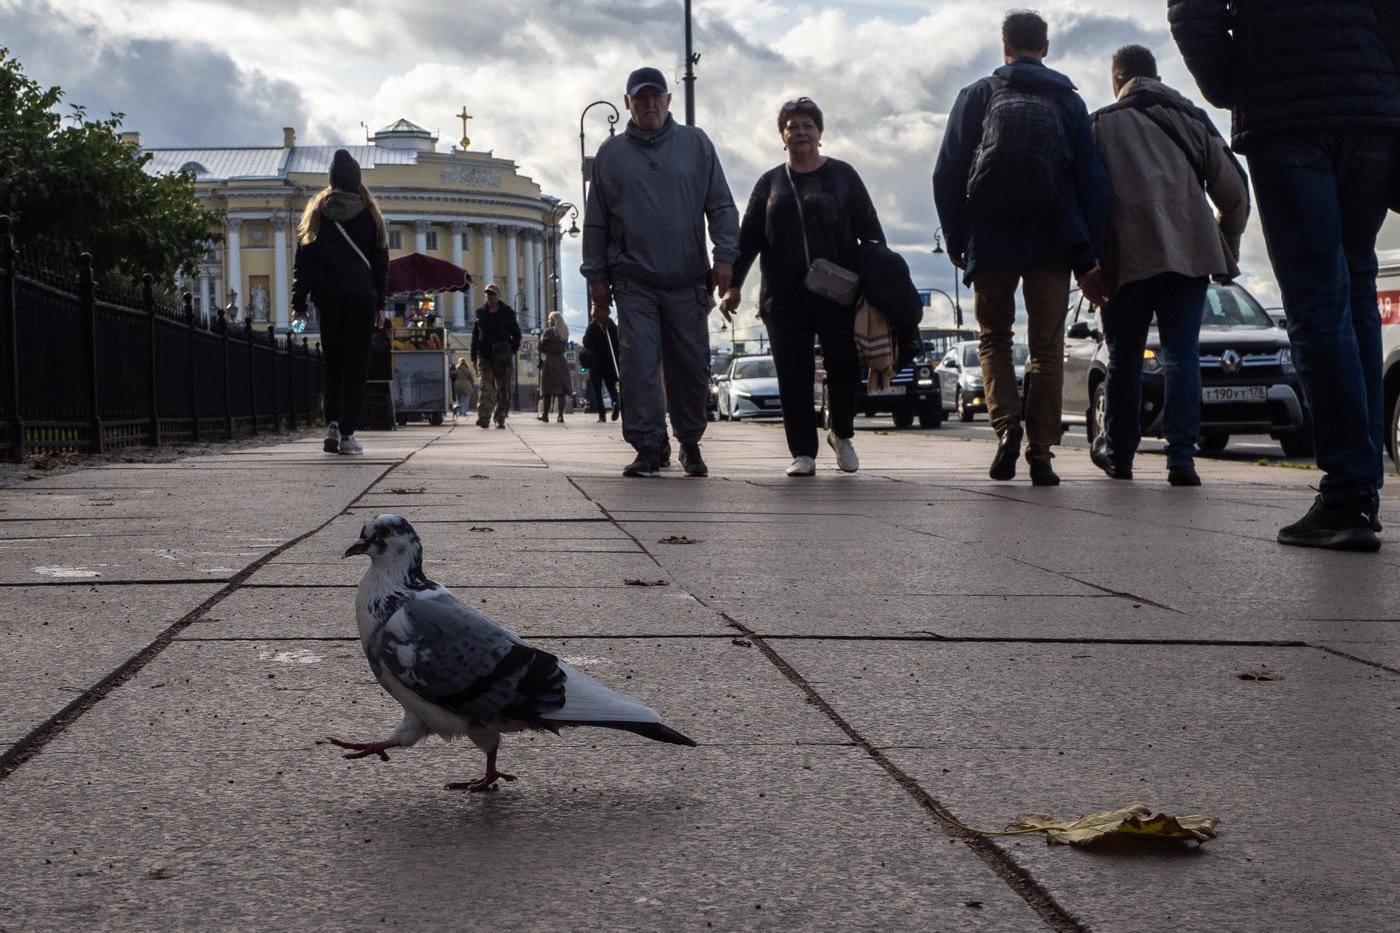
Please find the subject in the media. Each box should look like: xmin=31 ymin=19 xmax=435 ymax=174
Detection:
xmin=292 ymin=149 xmax=389 ymax=456
xmin=722 ymin=97 xmax=884 ymax=477
xmin=537 ymin=311 xmax=572 ymax=423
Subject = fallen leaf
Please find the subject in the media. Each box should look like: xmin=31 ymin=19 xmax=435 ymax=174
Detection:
xmin=388 ymin=486 xmax=426 ymax=495
xmin=623 ymin=578 xmax=668 ymax=587
xmin=1237 ymin=667 xmax=1284 ymax=682
xmin=658 ymin=535 xmax=698 ymax=545
xmin=1009 ymin=804 xmax=1219 ymax=847
xmin=731 ymin=638 xmax=753 ymax=648
xmin=469 ymin=526 xmax=495 ymax=533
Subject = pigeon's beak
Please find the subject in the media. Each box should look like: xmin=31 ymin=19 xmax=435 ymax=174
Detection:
xmin=343 ymin=539 xmax=370 ymax=559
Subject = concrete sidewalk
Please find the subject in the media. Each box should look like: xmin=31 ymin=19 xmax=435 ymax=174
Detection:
xmin=1 ymin=419 xmax=1396 ymax=932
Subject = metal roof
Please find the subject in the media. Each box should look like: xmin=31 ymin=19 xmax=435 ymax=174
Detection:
xmin=143 ymin=144 xmax=420 ymax=181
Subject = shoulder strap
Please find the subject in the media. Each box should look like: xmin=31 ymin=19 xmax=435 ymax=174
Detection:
xmin=335 ymin=221 xmax=372 ymax=271
xmin=1103 ymin=91 xmax=1247 ymax=195
xmin=784 ymin=164 xmax=812 ymax=269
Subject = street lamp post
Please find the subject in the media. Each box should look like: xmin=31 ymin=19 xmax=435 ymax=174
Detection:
xmin=927 ymin=287 xmax=959 ymax=325
xmin=578 ymin=102 xmax=621 ymax=210
xmin=540 ymin=200 xmax=579 ymax=330
xmin=931 ymin=227 xmax=964 ymax=328
xmin=683 ymin=0 xmax=700 ymax=125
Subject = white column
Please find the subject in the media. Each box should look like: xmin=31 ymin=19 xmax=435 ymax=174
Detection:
xmin=505 ymin=225 xmax=520 ymax=320
xmin=528 ymin=234 xmax=542 ymax=330
xmin=481 ymin=223 xmax=496 ymax=291
xmin=225 ymin=217 xmax=243 ymax=317
xmin=450 ymin=222 xmax=468 ymax=331
xmin=272 ymin=214 xmax=290 ymax=330
xmin=414 ymin=219 xmax=429 ymax=255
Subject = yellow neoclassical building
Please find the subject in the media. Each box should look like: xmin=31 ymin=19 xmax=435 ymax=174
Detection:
xmin=141 ymin=120 xmax=576 ymax=348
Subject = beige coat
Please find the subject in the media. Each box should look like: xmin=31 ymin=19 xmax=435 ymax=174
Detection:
xmin=1092 ymin=77 xmax=1249 ymax=298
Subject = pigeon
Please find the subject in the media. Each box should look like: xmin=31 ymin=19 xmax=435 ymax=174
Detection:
xmin=328 ymin=514 xmax=696 ymax=791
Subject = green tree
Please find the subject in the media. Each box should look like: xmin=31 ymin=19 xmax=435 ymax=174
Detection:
xmin=0 ymin=47 xmax=222 ymax=287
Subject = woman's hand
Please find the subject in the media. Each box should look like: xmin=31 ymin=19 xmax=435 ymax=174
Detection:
xmin=719 ymin=287 xmax=740 ymax=321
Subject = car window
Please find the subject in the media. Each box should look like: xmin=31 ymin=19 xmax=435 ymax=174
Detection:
xmin=733 ymin=358 xmax=776 ymax=379
xmin=962 ymin=345 xmax=979 ymax=368
xmin=1203 ymin=285 xmax=1273 ymax=328
xmin=941 ymin=351 xmax=957 ymax=367
xmin=1011 ymin=344 xmax=1030 ymax=365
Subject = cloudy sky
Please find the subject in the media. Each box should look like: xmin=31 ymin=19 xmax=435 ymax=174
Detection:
xmin=0 ymin=0 xmax=1283 ymax=334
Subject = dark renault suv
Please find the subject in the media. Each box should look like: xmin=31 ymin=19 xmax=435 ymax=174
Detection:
xmin=1062 ymin=282 xmax=1312 ymax=456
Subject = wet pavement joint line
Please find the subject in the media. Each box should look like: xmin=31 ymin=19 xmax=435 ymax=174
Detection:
xmin=0 ymin=456 xmax=414 ymax=785
xmin=711 ymin=610 xmax=1087 ymax=933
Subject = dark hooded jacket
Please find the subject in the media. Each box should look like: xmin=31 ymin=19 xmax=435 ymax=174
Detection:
xmin=1169 ymin=0 xmax=1400 ymax=153
xmin=932 ymin=58 xmax=1109 ymax=284
xmin=291 ymin=191 xmax=389 ymax=313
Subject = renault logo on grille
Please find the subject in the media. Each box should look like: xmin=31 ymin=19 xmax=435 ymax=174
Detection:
xmin=1220 ymin=349 xmax=1243 ymax=374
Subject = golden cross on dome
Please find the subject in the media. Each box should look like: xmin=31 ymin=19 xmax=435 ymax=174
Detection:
xmin=457 ymin=107 xmax=473 ymax=149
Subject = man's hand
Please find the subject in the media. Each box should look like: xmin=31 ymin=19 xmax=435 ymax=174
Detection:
xmin=1077 ymin=263 xmax=1109 ymax=307
xmin=719 ymin=287 xmax=740 ymax=322
xmin=589 ymin=279 xmax=613 ymax=325
xmin=711 ymin=260 xmax=734 ymax=297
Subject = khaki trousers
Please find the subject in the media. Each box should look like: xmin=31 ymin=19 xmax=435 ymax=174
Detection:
xmin=972 ymin=261 xmax=1070 ymax=461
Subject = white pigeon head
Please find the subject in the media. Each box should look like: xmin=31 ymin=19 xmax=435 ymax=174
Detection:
xmin=344 ymin=514 xmax=425 ymax=574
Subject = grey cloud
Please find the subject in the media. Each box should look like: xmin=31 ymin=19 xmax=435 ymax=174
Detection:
xmin=0 ymin=4 xmax=309 ymax=147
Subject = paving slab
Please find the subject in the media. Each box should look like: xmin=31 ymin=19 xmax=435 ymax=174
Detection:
xmin=776 ymin=639 xmax=1400 ymax=932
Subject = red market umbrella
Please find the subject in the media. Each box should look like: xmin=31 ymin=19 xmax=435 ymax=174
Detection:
xmin=387 ymin=252 xmax=473 ymax=294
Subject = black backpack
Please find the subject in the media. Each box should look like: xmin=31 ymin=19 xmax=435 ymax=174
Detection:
xmin=966 ymin=75 xmax=1069 ymax=218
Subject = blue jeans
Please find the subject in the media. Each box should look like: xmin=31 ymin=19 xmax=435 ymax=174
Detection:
xmin=1101 ymin=273 xmax=1208 ymax=468
xmin=1247 ymin=129 xmax=1399 ymax=504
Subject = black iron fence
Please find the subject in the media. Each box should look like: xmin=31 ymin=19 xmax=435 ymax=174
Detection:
xmin=0 ymin=215 xmax=325 ymax=461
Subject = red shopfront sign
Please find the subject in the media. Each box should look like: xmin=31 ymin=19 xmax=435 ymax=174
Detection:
xmin=1381 ymin=290 xmax=1400 ymax=325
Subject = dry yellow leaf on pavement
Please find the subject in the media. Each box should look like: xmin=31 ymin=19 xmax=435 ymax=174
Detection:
xmin=1009 ymin=804 xmax=1219 ymax=847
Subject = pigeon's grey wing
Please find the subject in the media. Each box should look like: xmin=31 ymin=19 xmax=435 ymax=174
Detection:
xmin=367 ymin=594 xmax=566 ymax=720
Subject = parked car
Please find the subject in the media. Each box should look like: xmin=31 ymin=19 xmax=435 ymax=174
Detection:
xmin=938 ymin=340 xmax=1027 ymax=422
xmin=1381 ymin=267 xmax=1400 ymax=469
xmin=1062 ymin=281 xmax=1312 ymax=456
xmin=715 ymin=355 xmax=783 ymax=421
xmin=818 ymin=327 xmax=973 ymax=429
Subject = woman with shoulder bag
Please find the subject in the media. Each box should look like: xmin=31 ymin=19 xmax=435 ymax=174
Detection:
xmin=292 ymin=149 xmax=389 ymax=456
xmin=722 ymin=97 xmax=884 ymax=477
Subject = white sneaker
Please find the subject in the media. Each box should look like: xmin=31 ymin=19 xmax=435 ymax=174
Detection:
xmin=323 ymin=422 xmax=339 ymax=454
xmin=827 ymin=431 xmax=859 ymax=473
xmin=786 ymin=455 xmax=816 ymax=477
xmin=338 ymin=435 xmax=364 ymax=456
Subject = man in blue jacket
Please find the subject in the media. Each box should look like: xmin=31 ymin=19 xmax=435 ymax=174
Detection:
xmin=1172 ymin=0 xmax=1400 ymax=551
xmin=934 ymin=9 xmax=1108 ymax=486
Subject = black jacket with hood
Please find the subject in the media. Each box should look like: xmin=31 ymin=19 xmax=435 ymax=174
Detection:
xmin=291 ymin=192 xmax=389 ymax=313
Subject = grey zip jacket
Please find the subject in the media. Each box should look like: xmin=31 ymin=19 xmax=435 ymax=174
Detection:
xmin=581 ymin=116 xmax=740 ymax=289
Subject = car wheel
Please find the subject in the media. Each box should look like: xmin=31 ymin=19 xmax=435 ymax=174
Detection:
xmin=1199 ymin=433 xmax=1229 ymax=452
xmin=918 ymin=397 xmax=944 ymax=428
xmin=1389 ymin=390 xmax=1400 ymax=471
xmin=1087 ymin=382 xmax=1106 ymax=444
xmin=429 ymin=412 xmax=444 ymax=426
xmin=1278 ymin=429 xmax=1314 ymax=459
xmin=957 ymin=389 xmax=974 ymax=422
xmin=892 ymin=406 xmax=915 ymax=429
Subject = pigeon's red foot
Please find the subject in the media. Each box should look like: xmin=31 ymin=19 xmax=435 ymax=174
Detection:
xmin=446 ymin=768 xmax=518 ymax=792
xmin=327 ymin=737 xmax=397 ymax=761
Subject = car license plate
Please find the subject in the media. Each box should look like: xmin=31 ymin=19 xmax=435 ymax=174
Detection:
xmin=867 ymin=386 xmax=904 ymax=397
xmin=1202 ymin=385 xmax=1267 ymax=403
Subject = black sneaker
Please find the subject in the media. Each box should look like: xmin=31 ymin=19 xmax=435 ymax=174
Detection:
xmin=1277 ymin=495 xmax=1381 ymax=551
xmin=622 ymin=451 xmax=661 ymax=477
xmin=1167 ymin=465 xmax=1201 ymax=487
xmin=1090 ymin=441 xmax=1132 ymax=479
xmin=1028 ymin=458 xmax=1060 ymax=487
xmin=679 ymin=442 xmax=708 ymax=477
xmin=989 ymin=424 xmax=1023 ymax=481
xmin=1369 ymin=491 xmax=1382 ymax=533
xmin=659 ymin=440 xmax=673 ymax=468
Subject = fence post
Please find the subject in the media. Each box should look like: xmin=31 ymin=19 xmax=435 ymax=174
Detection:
xmin=143 ymin=274 xmax=161 ymax=447
xmin=220 ymin=314 xmax=234 ymax=439
xmin=267 ymin=324 xmax=282 ymax=433
xmin=185 ymin=293 xmax=200 ymax=442
xmin=286 ymin=330 xmax=299 ymax=428
xmin=0 ymin=216 xmax=23 ymax=462
xmin=245 ymin=317 xmax=258 ymax=435
xmin=79 ymin=253 xmax=104 ymax=454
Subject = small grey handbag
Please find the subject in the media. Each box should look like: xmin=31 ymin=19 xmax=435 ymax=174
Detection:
xmin=787 ymin=164 xmax=861 ymax=306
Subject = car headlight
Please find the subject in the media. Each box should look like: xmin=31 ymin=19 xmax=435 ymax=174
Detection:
xmin=1142 ymin=349 xmax=1163 ymax=374
xmin=916 ymin=365 xmax=934 ymax=386
xmin=735 ymin=388 xmax=753 ymax=398
xmin=1280 ymin=347 xmax=1293 ymax=370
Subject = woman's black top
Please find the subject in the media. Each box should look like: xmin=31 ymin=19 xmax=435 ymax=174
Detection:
xmin=732 ymin=158 xmax=883 ymax=317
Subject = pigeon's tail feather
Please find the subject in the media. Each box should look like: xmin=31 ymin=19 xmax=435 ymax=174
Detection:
xmin=557 ymin=718 xmax=697 ymax=747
